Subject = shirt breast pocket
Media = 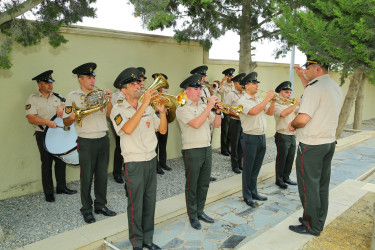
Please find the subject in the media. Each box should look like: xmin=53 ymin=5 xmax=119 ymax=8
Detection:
xmin=141 ymin=115 xmax=153 ymax=130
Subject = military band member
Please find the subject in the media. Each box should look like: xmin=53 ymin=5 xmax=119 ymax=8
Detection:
xmin=111 ymin=90 xmax=126 ymax=184
xmin=110 ymin=67 xmax=166 ymax=250
xmin=63 ymin=62 xmax=116 ymax=224
xmin=176 ymin=74 xmax=222 ymax=230
xmin=218 ymin=68 xmax=235 ymax=156
xmin=190 ymin=65 xmax=217 ymax=182
xmin=273 ymin=81 xmax=300 ymax=189
xmin=224 ymin=73 xmax=245 ymax=174
xmin=137 ymin=66 xmax=147 ymax=89
xmin=237 ymin=72 xmax=275 ymax=208
xmin=288 ymin=58 xmax=343 ymax=236
xmin=152 ymin=73 xmax=172 ymax=174
xmin=26 ymin=70 xmax=77 ymax=202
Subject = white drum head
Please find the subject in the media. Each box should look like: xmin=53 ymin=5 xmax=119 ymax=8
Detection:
xmin=59 ymin=149 xmax=79 ymax=166
xmin=45 ymin=117 xmax=78 ymax=155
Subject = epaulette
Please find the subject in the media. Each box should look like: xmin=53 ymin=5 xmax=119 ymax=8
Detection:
xmin=306 ymin=80 xmax=318 ymax=88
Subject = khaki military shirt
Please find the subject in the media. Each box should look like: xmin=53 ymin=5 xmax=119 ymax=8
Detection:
xmin=224 ymin=89 xmax=242 ymax=120
xmin=274 ymin=102 xmax=296 ymax=135
xmin=296 ymin=74 xmax=343 ymax=145
xmin=111 ymin=90 xmax=125 ymax=106
xmin=237 ymin=92 xmax=268 ymax=135
xmin=201 ymin=85 xmax=211 ymax=99
xmin=176 ymin=99 xmax=215 ymax=150
xmin=63 ymin=89 xmax=108 ymax=139
xmin=25 ymin=91 xmax=64 ymax=132
xmin=220 ymin=83 xmax=234 ymax=102
xmin=110 ymin=100 xmax=160 ymax=162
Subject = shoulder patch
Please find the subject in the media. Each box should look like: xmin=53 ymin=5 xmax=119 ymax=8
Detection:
xmin=25 ymin=104 xmax=31 ymax=110
xmin=114 ymin=114 xmax=123 ymax=126
xmin=65 ymin=106 xmax=72 ymax=114
xmin=117 ymin=99 xmax=123 ymax=104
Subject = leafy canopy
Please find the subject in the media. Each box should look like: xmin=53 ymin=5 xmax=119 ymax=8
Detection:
xmin=274 ymin=0 xmax=375 ymax=83
xmin=0 ymin=0 xmax=97 ymax=69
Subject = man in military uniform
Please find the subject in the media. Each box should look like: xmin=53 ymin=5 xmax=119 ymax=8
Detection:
xmin=224 ymin=73 xmax=245 ymax=174
xmin=288 ymin=58 xmax=343 ymax=236
xmin=273 ymin=81 xmax=300 ymax=189
xmin=176 ymin=74 xmax=222 ymax=230
xmin=111 ymin=90 xmax=125 ymax=184
xmin=218 ymin=68 xmax=235 ymax=156
xmin=137 ymin=66 xmax=147 ymax=89
xmin=190 ymin=65 xmax=217 ymax=182
xmin=152 ymin=73 xmax=172 ymax=174
xmin=110 ymin=67 xmax=166 ymax=250
xmin=63 ymin=62 xmax=116 ymax=224
xmin=237 ymin=72 xmax=275 ymax=208
xmin=26 ymin=70 xmax=77 ymax=202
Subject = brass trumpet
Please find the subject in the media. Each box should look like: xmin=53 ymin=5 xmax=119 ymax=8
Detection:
xmin=258 ymin=89 xmax=296 ymax=105
xmin=201 ymin=97 xmax=243 ymax=118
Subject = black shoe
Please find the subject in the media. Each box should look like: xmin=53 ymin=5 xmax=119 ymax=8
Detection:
xmin=83 ymin=212 xmax=96 ymax=224
xmin=221 ymin=151 xmax=230 ymax=156
xmin=276 ymin=180 xmax=288 ymax=189
xmin=45 ymin=194 xmax=55 ymax=202
xmin=299 ymin=217 xmax=303 ymax=223
xmin=142 ymin=243 xmax=161 ymax=250
xmin=284 ymin=179 xmax=297 ymax=185
xmin=56 ymin=187 xmax=77 ymax=195
xmin=114 ymin=175 xmax=124 ymax=184
xmin=252 ymin=193 xmax=268 ymax=201
xmin=189 ymin=218 xmax=202 ymax=230
xmin=161 ymin=165 xmax=172 ymax=171
xmin=232 ymin=168 xmax=241 ymax=174
xmin=289 ymin=224 xmax=320 ymax=236
xmin=95 ymin=207 xmax=116 ymax=216
xmin=210 ymin=177 xmax=217 ymax=182
xmin=244 ymin=198 xmax=256 ymax=208
xmin=239 ymin=165 xmax=243 ymax=170
xmin=198 ymin=212 xmax=214 ymax=223
xmin=157 ymin=166 xmax=165 ymax=175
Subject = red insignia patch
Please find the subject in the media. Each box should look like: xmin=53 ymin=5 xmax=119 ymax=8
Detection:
xmin=146 ymin=121 xmax=150 ymax=128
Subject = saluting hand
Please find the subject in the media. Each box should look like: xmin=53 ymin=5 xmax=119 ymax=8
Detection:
xmin=293 ymin=66 xmax=304 ymax=78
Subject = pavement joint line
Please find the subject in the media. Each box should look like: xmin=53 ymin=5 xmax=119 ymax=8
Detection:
xmin=19 ymin=130 xmax=375 ymax=250
xmin=356 ymin=164 xmax=375 ymax=181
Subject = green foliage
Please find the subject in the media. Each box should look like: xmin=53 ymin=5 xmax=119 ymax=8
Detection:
xmin=274 ymin=0 xmax=375 ymax=84
xmin=0 ymin=0 xmax=97 ymax=69
xmin=130 ymin=0 xmax=300 ymax=52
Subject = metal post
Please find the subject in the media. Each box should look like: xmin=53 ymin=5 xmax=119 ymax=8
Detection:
xmin=289 ymin=46 xmax=296 ymax=98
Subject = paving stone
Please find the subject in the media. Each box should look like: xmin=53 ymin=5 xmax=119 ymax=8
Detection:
xmin=207 ymin=221 xmax=232 ymax=232
xmin=205 ymin=233 xmax=228 ymax=240
xmin=236 ymin=207 xmax=258 ymax=217
xmin=181 ymin=232 xmax=204 ymax=241
xmin=219 ymin=235 xmax=246 ymax=248
xmin=185 ymin=240 xmax=202 ymax=247
xmin=216 ymin=206 xmax=231 ymax=215
xmin=233 ymin=203 xmax=252 ymax=214
xmin=264 ymin=205 xmax=279 ymax=213
xmin=156 ymin=229 xmax=184 ymax=247
xmin=203 ymin=240 xmax=217 ymax=250
xmin=165 ymin=221 xmax=186 ymax=232
xmin=114 ymin=239 xmax=131 ymax=249
xmin=268 ymin=203 xmax=294 ymax=214
xmin=221 ymin=213 xmax=247 ymax=225
xmin=230 ymin=224 xmax=257 ymax=236
xmin=161 ymin=238 xmax=184 ymax=249
xmin=253 ymin=213 xmax=275 ymax=228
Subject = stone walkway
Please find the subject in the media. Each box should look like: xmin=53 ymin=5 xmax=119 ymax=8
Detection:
xmin=112 ymin=137 xmax=375 ymax=250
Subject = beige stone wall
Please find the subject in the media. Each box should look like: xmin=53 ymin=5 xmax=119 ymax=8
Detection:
xmin=0 ymin=25 xmax=374 ymax=199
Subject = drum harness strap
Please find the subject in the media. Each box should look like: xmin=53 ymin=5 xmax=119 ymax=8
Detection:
xmin=37 ymin=92 xmax=65 ymax=133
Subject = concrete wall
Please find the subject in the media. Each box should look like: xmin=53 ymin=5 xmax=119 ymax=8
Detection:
xmin=0 ymin=25 xmax=374 ymax=199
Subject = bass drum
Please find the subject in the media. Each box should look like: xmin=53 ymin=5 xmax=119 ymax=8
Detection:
xmin=44 ymin=115 xmax=79 ymax=166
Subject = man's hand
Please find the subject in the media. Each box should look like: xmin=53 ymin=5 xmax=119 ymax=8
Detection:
xmin=293 ymin=66 xmax=304 ymax=78
xmin=47 ymin=120 xmax=57 ymax=128
xmin=207 ymin=95 xmax=218 ymax=109
xmin=288 ymin=122 xmax=296 ymax=132
xmin=103 ymin=89 xmax=112 ymax=100
xmin=142 ymin=89 xmax=158 ymax=106
xmin=266 ymin=90 xmax=276 ymax=102
xmin=56 ymin=105 xmax=64 ymax=118
xmin=294 ymin=97 xmax=301 ymax=106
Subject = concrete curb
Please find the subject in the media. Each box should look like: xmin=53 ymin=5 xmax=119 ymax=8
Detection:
xmin=19 ymin=130 xmax=375 ymax=250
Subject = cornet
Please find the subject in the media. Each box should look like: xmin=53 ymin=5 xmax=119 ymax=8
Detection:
xmin=257 ymin=89 xmax=296 ymax=105
xmin=201 ymin=97 xmax=243 ymax=118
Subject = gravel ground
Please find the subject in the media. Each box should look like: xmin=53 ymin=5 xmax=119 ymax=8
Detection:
xmin=0 ymin=118 xmax=374 ymax=249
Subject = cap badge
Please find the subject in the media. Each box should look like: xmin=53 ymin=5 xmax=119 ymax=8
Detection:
xmin=89 ymin=67 xmax=93 ymax=72
xmin=131 ymin=73 xmax=135 ymax=78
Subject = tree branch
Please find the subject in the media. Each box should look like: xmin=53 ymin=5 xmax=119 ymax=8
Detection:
xmin=0 ymin=0 xmax=43 ymax=26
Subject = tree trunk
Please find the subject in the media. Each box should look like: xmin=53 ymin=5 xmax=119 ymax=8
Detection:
xmin=336 ymin=66 xmax=366 ymax=138
xmin=353 ymin=75 xmax=366 ymax=129
xmin=239 ymin=0 xmax=256 ymax=73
